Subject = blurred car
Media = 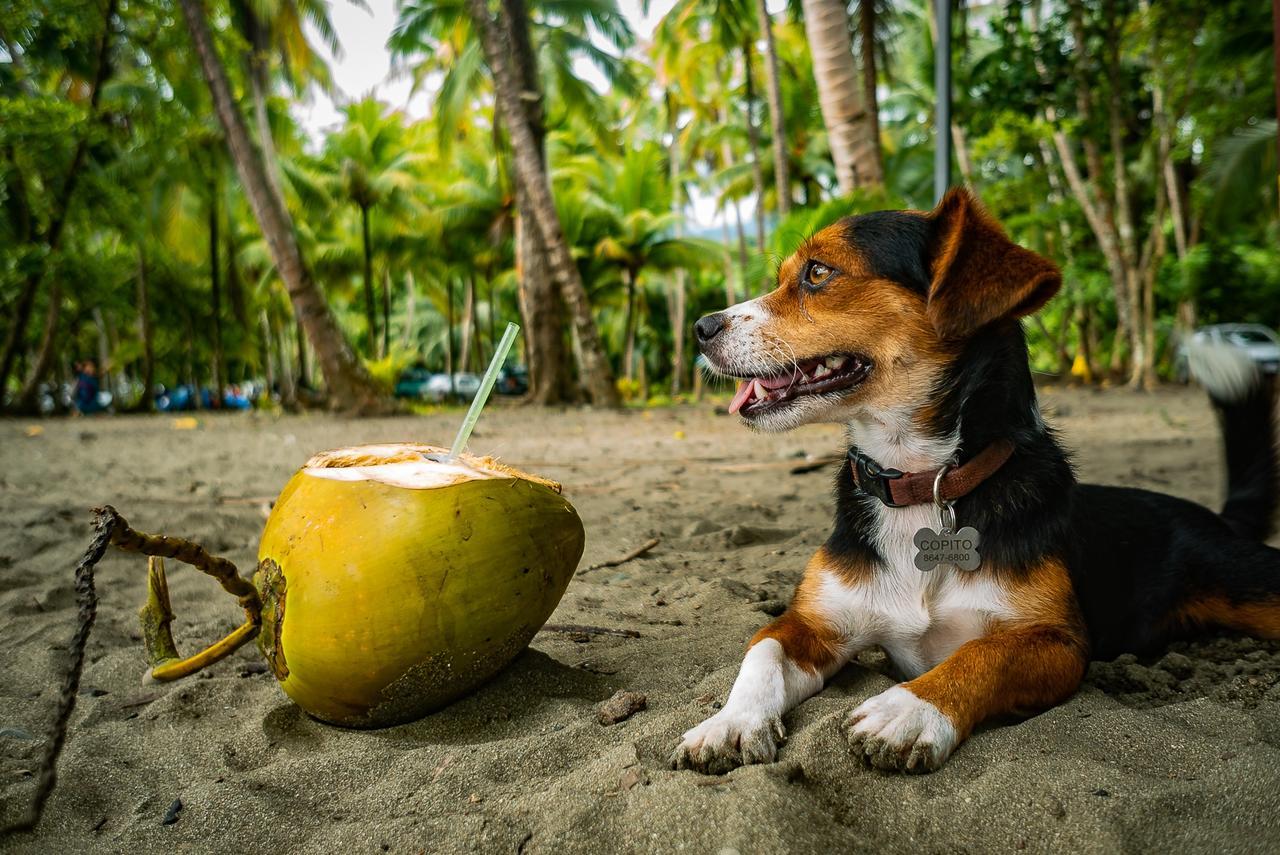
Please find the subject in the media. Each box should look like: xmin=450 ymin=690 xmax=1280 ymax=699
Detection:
xmin=394 ymin=367 xmax=436 ymax=399
xmin=496 ymin=366 xmax=529 ymax=396
xmin=424 ymin=372 xmax=482 ymax=403
xmin=1174 ymin=323 xmax=1280 ymax=382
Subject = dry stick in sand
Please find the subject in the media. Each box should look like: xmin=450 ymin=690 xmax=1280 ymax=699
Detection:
xmin=579 ymin=537 xmax=661 ymax=573
xmin=5 ymin=506 xmax=260 ymax=833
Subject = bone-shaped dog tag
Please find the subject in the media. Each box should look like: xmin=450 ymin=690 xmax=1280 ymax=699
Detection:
xmin=913 ymin=526 xmax=982 ymax=572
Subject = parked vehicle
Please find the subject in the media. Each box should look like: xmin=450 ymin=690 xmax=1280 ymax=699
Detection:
xmin=1174 ymin=324 xmax=1280 ymax=382
xmin=394 ymin=367 xmax=436 ymax=400
xmin=496 ymin=366 xmax=529 ymax=396
xmin=424 ymin=372 xmax=482 ymax=403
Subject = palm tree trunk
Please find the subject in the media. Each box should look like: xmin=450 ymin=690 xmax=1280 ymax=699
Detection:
xmin=259 ymin=309 xmax=276 ymax=394
xmin=177 ymin=0 xmax=386 ymax=414
xmin=295 ymin=320 xmax=310 ymax=390
xmin=403 ymin=271 xmax=417 ymax=350
xmin=271 ymin=303 xmax=296 ymax=407
xmin=14 ymin=282 xmax=61 ymax=413
xmin=446 ymin=276 xmax=456 ymax=399
xmin=502 ymin=0 xmax=571 ymax=405
xmin=135 ymin=247 xmax=155 ymax=412
xmin=719 ymin=218 xmax=738 ymax=305
xmin=622 ymin=268 xmax=637 ymax=382
xmin=459 ymin=276 xmax=475 ymax=374
xmin=755 ymin=0 xmax=791 ymax=215
xmin=857 ymin=0 xmax=884 ymax=183
xmin=359 ymin=202 xmax=378 ymax=357
xmin=382 ymin=267 xmax=393 ymax=360
xmin=487 ymin=274 xmax=498 ymax=365
xmin=802 ymin=0 xmax=882 ymax=193
xmin=467 ymin=0 xmax=620 ymax=407
xmin=208 ymin=181 xmax=225 ymax=408
xmin=668 ymin=97 xmax=688 ymax=394
xmin=742 ymin=45 xmax=767 ymax=248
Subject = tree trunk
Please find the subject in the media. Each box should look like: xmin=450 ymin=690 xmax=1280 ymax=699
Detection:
xmin=500 ymin=0 xmax=571 ymax=406
xmin=271 ymin=303 xmax=297 ymax=407
xmin=15 ymin=282 xmax=62 ymax=413
xmin=459 ymin=276 xmax=475 ymax=373
xmin=259 ymin=309 xmax=276 ymax=395
xmin=719 ymin=218 xmax=738 ymax=306
xmin=516 ymin=204 xmax=571 ymax=403
xmin=0 ymin=0 xmax=117 ymax=407
xmin=382 ymin=268 xmax=392 ymax=360
xmin=360 ymin=202 xmax=377 ymax=357
xmin=755 ymin=0 xmax=791 ymax=215
xmin=239 ymin=3 xmax=289 ymax=207
xmin=445 ymin=276 xmax=456 ymax=399
xmin=177 ymin=0 xmax=386 ymax=414
xmin=403 ymin=271 xmax=417 ymax=350
xmin=134 ymin=246 xmax=155 ymax=412
xmin=209 ymin=181 xmax=225 ymax=408
xmin=295 ymin=319 xmax=310 ymax=390
xmin=802 ymin=0 xmax=881 ymax=193
xmin=487 ymin=274 xmax=498 ymax=365
xmin=742 ymin=45 xmax=767 ymax=248
xmin=622 ymin=268 xmax=637 ymax=382
xmin=857 ymin=0 xmax=884 ymax=183
xmin=466 ymin=0 xmax=620 ymax=407
xmin=92 ymin=307 xmax=116 ymax=407
xmin=668 ymin=98 xmax=688 ymax=394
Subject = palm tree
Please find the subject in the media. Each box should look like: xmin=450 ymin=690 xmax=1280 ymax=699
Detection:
xmin=391 ymin=0 xmax=634 ymax=405
xmin=322 ymin=100 xmax=420 ymax=359
xmin=177 ymin=0 xmax=387 ymax=413
xmin=574 ymin=143 xmax=720 ymax=383
xmin=228 ymin=0 xmax=344 ymax=202
xmin=463 ymin=0 xmax=619 ymax=406
xmin=801 ymin=0 xmax=882 ymax=193
xmin=753 ymin=0 xmax=791 ymax=215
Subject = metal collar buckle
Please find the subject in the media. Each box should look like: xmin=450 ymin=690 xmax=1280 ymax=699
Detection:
xmin=849 ymin=448 xmax=906 ymax=508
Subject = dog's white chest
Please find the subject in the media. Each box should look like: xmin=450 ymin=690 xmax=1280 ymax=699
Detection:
xmin=818 ymin=503 xmax=1011 ymax=679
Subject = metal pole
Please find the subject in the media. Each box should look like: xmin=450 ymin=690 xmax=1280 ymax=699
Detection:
xmin=934 ymin=0 xmax=953 ymax=204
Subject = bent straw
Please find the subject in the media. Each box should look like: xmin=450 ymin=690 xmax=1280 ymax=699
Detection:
xmin=447 ymin=322 xmax=520 ymax=461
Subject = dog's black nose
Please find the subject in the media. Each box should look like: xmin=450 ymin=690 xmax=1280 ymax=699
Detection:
xmin=695 ymin=313 xmax=726 ymax=345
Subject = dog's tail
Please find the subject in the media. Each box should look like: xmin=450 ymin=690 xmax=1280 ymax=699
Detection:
xmin=1188 ymin=342 xmax=1278 ymax=540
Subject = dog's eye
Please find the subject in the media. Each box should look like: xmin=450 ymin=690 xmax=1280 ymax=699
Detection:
xmin=804 ymin=261 xmax=834 ymax=289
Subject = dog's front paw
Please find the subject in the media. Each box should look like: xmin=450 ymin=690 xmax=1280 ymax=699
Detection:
xmin=671 ymin=710 xmax=786 ymax=774
xmin=844 ymin=686 xmax=958 ymax=773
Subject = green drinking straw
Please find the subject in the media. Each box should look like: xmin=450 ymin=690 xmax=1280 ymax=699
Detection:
xmin=446 ymin=322 xmax=520 ymax=461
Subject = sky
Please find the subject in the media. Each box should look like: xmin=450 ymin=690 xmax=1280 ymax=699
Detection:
xmin=292 ymin=0 xmax=743 ymax=228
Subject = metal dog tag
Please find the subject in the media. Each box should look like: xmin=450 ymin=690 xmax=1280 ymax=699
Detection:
xmin=913 ymin=526 xmax=982 ymax=572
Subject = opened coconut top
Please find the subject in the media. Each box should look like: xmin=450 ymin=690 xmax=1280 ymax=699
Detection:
xmin=302 ymin=444 xmax=562 ymax=492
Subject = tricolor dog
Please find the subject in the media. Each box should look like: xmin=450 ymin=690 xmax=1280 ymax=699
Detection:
xmin=674 ymin=188 xmax=1280 ymax=774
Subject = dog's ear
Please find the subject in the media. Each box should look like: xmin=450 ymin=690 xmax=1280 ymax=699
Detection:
xmin=925 ymin=188 xmax=1061 ymax=340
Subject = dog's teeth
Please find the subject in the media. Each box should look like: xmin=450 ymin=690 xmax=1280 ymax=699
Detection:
xmin=813 ymin=364 xmax=831 ymax=379
xmin=753 ymin=379 xmax=768 ymax=401
xmin=826 ymin=356 xmax=847 ymax=370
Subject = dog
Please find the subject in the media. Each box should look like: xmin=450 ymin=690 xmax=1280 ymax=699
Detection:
xmin=674 ymin=187 xmax=1280 ymax=774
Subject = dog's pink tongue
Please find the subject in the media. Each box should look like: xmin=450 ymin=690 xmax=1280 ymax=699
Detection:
xmin=728 ymin=380 xmax=755 ymax=414
xmin=759 ymin=370 xmax=799 ymax=390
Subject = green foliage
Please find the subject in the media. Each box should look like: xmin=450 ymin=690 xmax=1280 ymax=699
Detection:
xmin=1 ymin=0 xmax=1275 ymax=410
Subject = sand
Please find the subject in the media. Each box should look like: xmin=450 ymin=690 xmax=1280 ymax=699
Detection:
xmin=2 ymin=386 xmax=1279 ymax=853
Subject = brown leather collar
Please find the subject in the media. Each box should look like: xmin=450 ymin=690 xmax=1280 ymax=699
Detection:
xmin=849 ymin=439 xmax=1015 ymax=508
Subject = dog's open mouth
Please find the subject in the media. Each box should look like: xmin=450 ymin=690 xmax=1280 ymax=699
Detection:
xmin=728 ymin=354 xmax=873 ymax=416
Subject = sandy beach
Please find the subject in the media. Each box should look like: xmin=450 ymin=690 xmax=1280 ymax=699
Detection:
xmin=3 ymin=386 xmax=1279 ymax=853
